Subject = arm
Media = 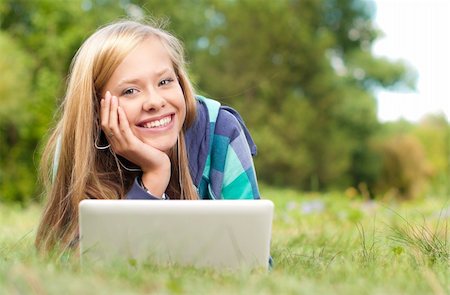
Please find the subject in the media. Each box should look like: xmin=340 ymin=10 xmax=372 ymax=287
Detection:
xmin=126 ymin=177 xmax=162 ymax=200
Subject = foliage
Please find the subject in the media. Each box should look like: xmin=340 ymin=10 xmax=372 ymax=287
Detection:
xmin=374 ymin=115 xmax=450 ymax=199
xmin=373 ymin=135 xmax=431 ymax=199
xmin=412 ymin=115 xmax=450 ymax=196
xmin=0 ymin=31 xmax=35 ymax=202
xmin=171 ymin=0 xmax=412 ymax=191
xmin=1 ymin=188 xmax=449 ymax=294
xmin=0 ymin=0 xmax=445 ymax=203
xmin=0 ymin=0 xmax=125 ymax=202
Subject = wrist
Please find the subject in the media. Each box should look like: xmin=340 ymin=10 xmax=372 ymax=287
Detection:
xmin=138 ymin=175 xmax=169 ymax=200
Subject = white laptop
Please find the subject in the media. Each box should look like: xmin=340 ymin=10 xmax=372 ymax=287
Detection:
xmin=79 ymin=199 xmax=274 ymax=270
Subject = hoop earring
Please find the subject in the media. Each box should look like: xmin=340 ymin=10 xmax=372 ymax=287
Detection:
xmin=94 ymin=130 xmax=110 ymax=150
xmin=109 ymin=149 xmax=142 ymax=172
xmin=116 ymin=156 xmax=142 ymax=172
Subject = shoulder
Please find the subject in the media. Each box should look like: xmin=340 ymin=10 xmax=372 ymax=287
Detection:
xmin=195 ymin=95 xmax=243 ymax=139
xmin=195 ymin=95 xmax=257 ymax=156
xmin=215 ymin=108 xmax=243 ymax=142
xmin=195 ymin=95 xmax=221 ymax=123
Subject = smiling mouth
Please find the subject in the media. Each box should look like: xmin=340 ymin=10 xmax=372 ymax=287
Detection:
xmin=139 ymin=115 xmax=172 ymax=129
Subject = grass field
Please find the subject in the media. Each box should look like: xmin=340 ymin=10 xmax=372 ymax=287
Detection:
xmin=1 ymin=186 xmax=449 ymax=294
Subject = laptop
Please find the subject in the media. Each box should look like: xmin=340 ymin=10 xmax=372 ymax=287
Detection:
xmin=79 ymin=199 xmax=274 ymax=270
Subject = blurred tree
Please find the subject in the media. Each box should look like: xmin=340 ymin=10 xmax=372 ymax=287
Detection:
xmin=375 ymin=116 xmax=449 ymax=198
xmin=0 ymin=0 xmax=126 ymax=202
xmin=413 ymin=114 xmax=450 ymax=197
xmin=0 ymin=32 xmax=34 ymax=202
xmin=374 ymin=134 xmax=431 ymax=199
xmin=0 ymin=0 xmax=418 ymax=202
xmin=177 ymin=0 xmax=414 ymax=191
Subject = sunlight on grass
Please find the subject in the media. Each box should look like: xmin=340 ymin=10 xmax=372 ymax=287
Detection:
xmin=0 ymin=188 xmax=449 ymax=294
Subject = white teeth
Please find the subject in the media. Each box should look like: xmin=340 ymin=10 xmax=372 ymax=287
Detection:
xmin=143 ymin=116 xmax=171 ymax=128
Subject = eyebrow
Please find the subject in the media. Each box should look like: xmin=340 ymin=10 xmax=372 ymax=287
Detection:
xmin=116 ymin=68 xmax=174 ymax=87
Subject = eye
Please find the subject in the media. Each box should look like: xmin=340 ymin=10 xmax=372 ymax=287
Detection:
xmin=122 ymin=88 xmax=138 ymax=96
xmin=159 ymin=78 xmax=174 ymax=87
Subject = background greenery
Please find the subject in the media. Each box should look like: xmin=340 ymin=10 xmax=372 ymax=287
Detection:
xmin=0 ymin=0 xmax=449 ymax=202
xmin=0 ymin=1 xmax=448 ymax=294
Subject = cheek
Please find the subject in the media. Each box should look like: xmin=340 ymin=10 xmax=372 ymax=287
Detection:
xmin=119 ymin=101 xmax=138 ymax=124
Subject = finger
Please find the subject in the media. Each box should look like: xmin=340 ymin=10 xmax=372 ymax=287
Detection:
xmin=117 ymin=106 xmax=131 ymax=134
xmin=100 ymin=91 xmax=111 ymax=132
xmin=117 ymin=106 xmax=138 ymax=145
xmin=108 ymin=95 xmax=120 ymax=136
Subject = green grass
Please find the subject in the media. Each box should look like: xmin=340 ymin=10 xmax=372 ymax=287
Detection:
xmin=1 ymin=186 xmax=449 ymax=294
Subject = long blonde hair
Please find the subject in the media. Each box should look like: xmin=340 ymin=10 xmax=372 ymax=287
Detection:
xmin=36 ymin=20 xmax=198 ymax=253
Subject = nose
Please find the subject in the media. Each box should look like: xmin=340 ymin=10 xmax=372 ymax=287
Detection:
xmin=142 ymin=89 xmax=166 ymax=111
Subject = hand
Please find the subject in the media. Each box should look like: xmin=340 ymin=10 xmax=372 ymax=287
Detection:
xmin=100 ymin=91 xmax=171 ymax=197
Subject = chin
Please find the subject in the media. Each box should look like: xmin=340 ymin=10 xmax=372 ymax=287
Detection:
xmin=146 ymin=140 xmax=177 ymax=155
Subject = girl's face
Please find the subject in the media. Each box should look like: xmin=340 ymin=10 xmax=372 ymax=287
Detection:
xmin=103 ymin=37 xmax=186 ymax=154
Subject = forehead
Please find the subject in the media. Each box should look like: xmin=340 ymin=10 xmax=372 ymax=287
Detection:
xmin=128 ymin=36 xmax=171 ymax=65
xmin=110 ymin=36 xmax=174 ymax=81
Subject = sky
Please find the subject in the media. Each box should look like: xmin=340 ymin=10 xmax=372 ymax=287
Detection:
xmin=372 ymin=0 xmax=450 ymax=122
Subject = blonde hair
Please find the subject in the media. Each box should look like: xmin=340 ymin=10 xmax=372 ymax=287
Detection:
xmin=36 ymin=20 xmax=198 ymax=253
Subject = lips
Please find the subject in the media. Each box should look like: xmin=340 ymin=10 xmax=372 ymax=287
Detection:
xmin=137 ymin=114 xmax=173 ymax=129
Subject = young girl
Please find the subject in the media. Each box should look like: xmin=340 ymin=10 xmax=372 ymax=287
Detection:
xmin=35 ymin=20 xmax=260 ymax=252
